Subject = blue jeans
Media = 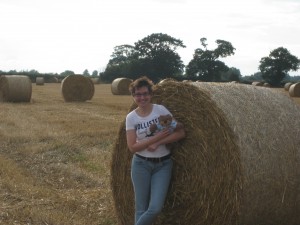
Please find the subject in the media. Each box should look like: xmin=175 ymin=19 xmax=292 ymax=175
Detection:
xmin=131 ymin=155 xmax=173 ymax=225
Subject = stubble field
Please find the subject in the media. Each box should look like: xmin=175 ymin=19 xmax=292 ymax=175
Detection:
xmin=0 ymin=83 xmax=133 ymax=225
xmin=0 ymin=82 xmax=299 ymax=225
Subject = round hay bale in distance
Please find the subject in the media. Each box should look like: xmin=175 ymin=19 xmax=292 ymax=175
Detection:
xmin=90 ymin=77 xmax=100 ymax=84
xmin=45 ymin=76 xmax=58 ymax=83
xmin=158 ymin=78 xmax=176 ymax=84
xmin=284 ymin=82 xmax=293 ymax=91
xmin=252 ymin=81 xmax=263 ymax=86
xmin=111 ymin=81 xmax=300 ymax=225
xmin=35 ymin=77 xmax=45 ymax=85
xmin=0 ymin=75 xmax=32 ymax=102
xmin=61 ymin=75 xmax=94 ymax=102
xmin=289 ymin=82 xmax=300 ymax=97
xmin=111 ymin=77 xmax=132 ymax=95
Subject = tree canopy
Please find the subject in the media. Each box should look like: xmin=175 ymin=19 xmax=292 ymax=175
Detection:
xmin=259 ymin=47 xmax=300 ymax=86
xmin=82 ymin=69 xmax=90 ymax=76
xmin=101 ymin=33 xmax=186 ymax=83
xmin=185 ymin=38 xmax=235 ymax=81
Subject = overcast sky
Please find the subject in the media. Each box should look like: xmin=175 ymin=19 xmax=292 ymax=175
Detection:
xmin=1 ymin=0 xmax=300 ymax=76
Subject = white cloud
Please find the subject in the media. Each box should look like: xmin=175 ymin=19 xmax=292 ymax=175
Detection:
xmin=0 ymin=0 xmax=299 ymax=75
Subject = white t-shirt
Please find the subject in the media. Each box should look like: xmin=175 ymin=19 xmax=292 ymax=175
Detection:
xmin=126 ymin=104 xmax=172 ymax=158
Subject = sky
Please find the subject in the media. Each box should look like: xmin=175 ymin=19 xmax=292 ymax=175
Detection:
xmin=1 ymin=0 xmax=300 ymax=76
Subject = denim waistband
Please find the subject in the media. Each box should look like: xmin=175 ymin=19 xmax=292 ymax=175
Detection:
xmin=135 ymin=154 xmax=171 ymax=163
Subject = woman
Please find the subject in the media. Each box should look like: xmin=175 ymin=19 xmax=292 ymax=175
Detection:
xmin=126 ymin=76 xmax=185 ymax=225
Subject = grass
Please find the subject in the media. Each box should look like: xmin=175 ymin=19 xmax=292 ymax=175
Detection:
xmin=0 ymin=83 xmax=299 ymax=225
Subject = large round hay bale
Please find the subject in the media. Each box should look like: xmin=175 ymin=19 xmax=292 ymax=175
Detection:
xmin=35 ymin=77 xmax=45 ymax=85
xmin=284 ymin=82 xmax=293 ymax=91
xmin=85 ymin=77 xmax=95 ymax=100
xmin=61 ymin=75 xmax=94 ymax=102
xmin=111 ymin=78 xmax=132 ymax=95
xmin=111 ymin=81 xmax=300 ymax=225
xmin=289 ymin=82 xmax=300 ymax=97
xmin=0 ymin=75 xmax=32 ymax=102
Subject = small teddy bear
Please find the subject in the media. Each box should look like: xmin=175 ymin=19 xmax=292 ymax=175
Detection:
xmin=150 ymin=114 xmax=183 ymax=134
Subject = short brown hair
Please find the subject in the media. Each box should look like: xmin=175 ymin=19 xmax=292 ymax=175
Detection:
xmin=129 ymin=76 xmax=154 ymax=95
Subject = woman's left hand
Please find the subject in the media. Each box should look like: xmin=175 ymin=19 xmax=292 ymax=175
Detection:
xmin=147 ymin=143 xmax=158 ymax=152
xmin=147 ymin=129 xmax=170 ymax=151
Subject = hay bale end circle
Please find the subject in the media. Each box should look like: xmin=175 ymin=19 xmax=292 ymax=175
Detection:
xmin=0 ymin=75 xmax=32 ymax=102
xmin=289 ymin=82 xmax=300 ymax=97
xmin=61 ymin=75 xmax=94 ymax=102
xmin=36 ymin=77 xmax=45 ymax=85
xmin=111 ymin=78 xmax=132 ymax=95
xmin=251 ymin=81 xmax=263 ymax=86
xmin=284 ymin=82 xmax=293 ymax=91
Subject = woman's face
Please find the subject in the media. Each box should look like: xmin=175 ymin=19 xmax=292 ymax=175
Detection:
xmin=132 ymin=86 xmax=151 ymax=107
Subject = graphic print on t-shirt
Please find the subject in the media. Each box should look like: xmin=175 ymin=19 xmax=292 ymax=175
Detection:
xmin=136 ymin=117 xmax=159 ymax=138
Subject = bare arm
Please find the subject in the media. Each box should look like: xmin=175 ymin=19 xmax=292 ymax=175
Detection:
xmin=126 ymin=129 xmax=171 ymax=153
xmin=147 ymin=127 xmax=185 ymax=151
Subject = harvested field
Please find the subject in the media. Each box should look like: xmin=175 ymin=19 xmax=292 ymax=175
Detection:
xmin=0 ymin=83 xmax=132 ymax=225
xmin=0 ymin=82 xmax=299 ymax=225
xmin=274 ymin=87 xmax=300 ymax=105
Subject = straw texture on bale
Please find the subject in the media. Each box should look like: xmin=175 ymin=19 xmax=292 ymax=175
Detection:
xmin=289 ymin=82 xmax=300 ymax=97
xmin=111 ymin=81 xmax=300 ymax=225
xmin=0 ymin=75 xmax=32 ymax=102
xmin=111 ymin=78 xmax=132 ymax=95
xmin=61 ymin=75 xmax=94 ymax=102
xmin=158 ymin=78 xmax=176 ymax=84
xmin=284 ymin=82 xmax=293 ymax=91
xmin=36 ymin=77 xmax=45 ymax=85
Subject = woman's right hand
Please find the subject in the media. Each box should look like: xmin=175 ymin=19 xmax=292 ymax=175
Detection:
xmin=147 ymin=129 xmax=170 ymax=151
xmin=156 ymin=128 xmax=171 ymax=138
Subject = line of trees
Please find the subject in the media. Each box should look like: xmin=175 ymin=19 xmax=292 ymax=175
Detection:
xmin=1 ymin=33 xmax=300 ymax=86
xmin=100 ymin=33 xmax=300 ymax=86
xmin=0 ymin=69 xmax=99 ymax=83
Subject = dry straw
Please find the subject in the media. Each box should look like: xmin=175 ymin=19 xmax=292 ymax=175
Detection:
xmin=36 ymin=77 xmax=45 ymax=85
xmin=0 ymin=75 xmax=32 ymax=102
xmin=289 ymin=82 xmax=300 ymax=97
xmin=111 ymin=77 xmax=132 ymax=95
xmin=111 ymin=81 xmax=300 ymax=225
xmin=61 ymin=75 xmax=94 ymax=102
